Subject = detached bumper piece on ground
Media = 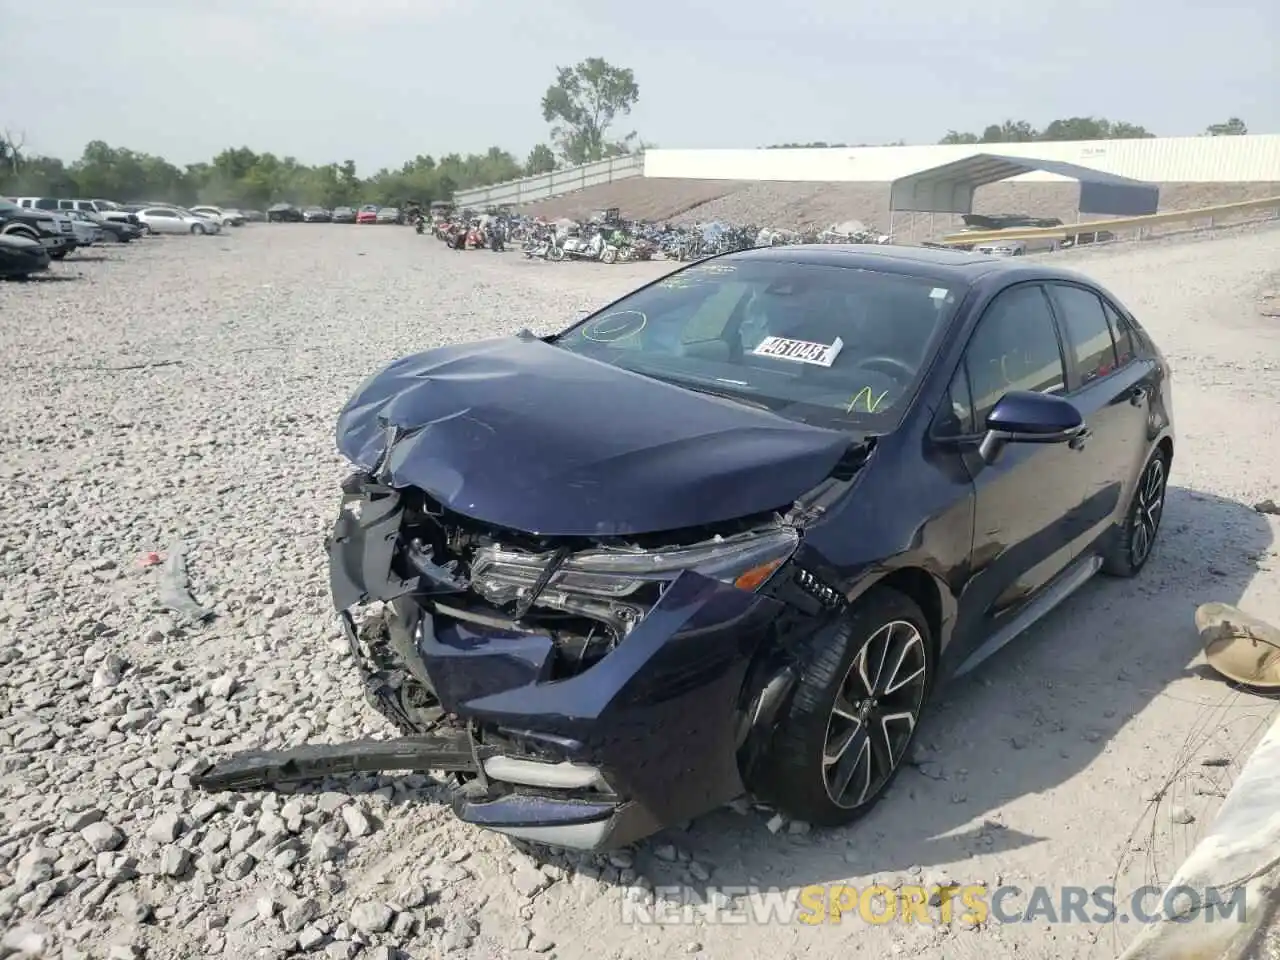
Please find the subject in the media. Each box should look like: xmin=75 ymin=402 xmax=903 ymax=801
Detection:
xmin=195 ymin=246 xmax=1175 ymax=851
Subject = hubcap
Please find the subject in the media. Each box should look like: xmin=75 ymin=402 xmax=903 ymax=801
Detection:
xmin=822 ymin=620 xmax=929 ymax=809
xmin=1130 ymin=457 xmax=1166 ymax=566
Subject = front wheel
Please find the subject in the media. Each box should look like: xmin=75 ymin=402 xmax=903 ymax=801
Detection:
xmin=751 ymin=587 xmax=932 ymax=827
xmin=191 ymin=223 xmax=206 ymax=235
xmin=1102 ymin=448 xmax=1168 ymax=577
xmin=49 ymin=249 xmax=68 ymax=260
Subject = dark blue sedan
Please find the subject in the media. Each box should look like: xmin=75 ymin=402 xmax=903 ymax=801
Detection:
xmin=197 ymin=244 xmax=1174 ymax=850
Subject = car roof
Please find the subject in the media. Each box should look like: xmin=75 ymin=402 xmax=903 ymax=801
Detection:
xmin=719 ymin=243 xmax=1101 ymax=285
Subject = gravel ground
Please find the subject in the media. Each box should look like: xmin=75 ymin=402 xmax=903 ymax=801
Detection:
xmin=518 ymin=179 xmax=1280 ymax=240
xmin=2 ymin=224 xmax=1280 ymax=960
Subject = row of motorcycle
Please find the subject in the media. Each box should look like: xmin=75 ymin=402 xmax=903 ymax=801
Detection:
xmin=416 ymin=210 xmax=894 ymax=264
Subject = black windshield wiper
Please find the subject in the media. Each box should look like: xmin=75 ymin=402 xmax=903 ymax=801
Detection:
xmin=656 ymin=379 xmax=775 ymax=412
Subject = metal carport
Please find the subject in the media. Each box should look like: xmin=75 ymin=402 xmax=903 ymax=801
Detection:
xmin=888 ymin=153 xmax=1160 ymax=235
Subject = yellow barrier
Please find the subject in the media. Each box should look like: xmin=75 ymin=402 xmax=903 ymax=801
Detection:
xmin=939 ymin=194 xmax=1280 ymax=246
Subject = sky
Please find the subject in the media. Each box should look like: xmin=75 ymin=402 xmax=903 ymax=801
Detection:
xmin=1 ymin=0 xmax=1275 ymax=173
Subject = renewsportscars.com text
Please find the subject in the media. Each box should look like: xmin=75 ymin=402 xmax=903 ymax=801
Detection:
xmin=620 ymin=883 xmax=1247 ymax=927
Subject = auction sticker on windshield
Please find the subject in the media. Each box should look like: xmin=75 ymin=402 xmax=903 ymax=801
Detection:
xmin=752 ymin=336 xmax=844 ymax=367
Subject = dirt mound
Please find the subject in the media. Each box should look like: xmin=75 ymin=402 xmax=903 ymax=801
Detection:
xmin=520 ymin=178 xmax=1280 ymax=239
xmin=516 ymin=178 xmax=752 ymax=222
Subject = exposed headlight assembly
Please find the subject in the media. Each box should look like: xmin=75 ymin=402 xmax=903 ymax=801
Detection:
xmin=470 ymin=526 xmax=800 ymax=605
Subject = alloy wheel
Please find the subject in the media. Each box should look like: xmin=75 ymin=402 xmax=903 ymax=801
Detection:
xmin=1130 ymin=457 xmax=1166 ymax=567
xmin=822 ymin=620 xmax=928 ymax=809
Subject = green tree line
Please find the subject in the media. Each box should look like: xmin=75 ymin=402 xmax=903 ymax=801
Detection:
xmin=0 ymin=57 xmax=644 ymax=208
xmin=770 ymin=116 xmax=1250 ymax=149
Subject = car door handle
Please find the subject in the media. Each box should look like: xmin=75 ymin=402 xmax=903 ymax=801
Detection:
xmin=1127 ymin=385 xmax=1148 ymax=407
xmin=1069 ymin=428 xmax=1093 ymax=451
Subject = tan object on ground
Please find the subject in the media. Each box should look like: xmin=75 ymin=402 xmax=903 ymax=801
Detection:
xmin=1198 ymin=602 xmax=1280 ymax=690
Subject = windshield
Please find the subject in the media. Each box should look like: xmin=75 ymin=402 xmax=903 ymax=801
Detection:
xmin=552 ymin=258 xmax=962 ymax=430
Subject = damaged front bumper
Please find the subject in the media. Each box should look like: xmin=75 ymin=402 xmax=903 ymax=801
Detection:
xmin=195 ymin=472 xmax=818 ymax=850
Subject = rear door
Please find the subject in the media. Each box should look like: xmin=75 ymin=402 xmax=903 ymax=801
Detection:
xmin=1043 ymin=282 xmax=1156 ymax=550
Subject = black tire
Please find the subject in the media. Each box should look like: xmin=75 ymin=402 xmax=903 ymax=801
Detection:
xmin=49 ymin=249 xmax=68 ymax=260
xmin=191 ymin=223 xmax=206 ymax=235
xmin=3 ymin=226 xmax=39 ymax=241
xmin=1102 ymin=447 xmax=1169 ymax=578
xmin=751 ymin=586 xmax=933 ymax=827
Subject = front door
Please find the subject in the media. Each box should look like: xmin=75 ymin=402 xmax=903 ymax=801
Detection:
xmin=943 ymin=283 xmax=1092 ymax=671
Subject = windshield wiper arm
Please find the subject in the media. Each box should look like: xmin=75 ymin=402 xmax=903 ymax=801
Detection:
xmin=658 ymin=379 xmax=774 ymax=411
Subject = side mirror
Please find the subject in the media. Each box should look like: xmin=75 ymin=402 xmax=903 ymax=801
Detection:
xmin=978 ymin=391 xmax=1085 ymax=464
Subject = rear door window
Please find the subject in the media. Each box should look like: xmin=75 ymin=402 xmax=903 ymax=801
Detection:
xmin=1046 ymin=284 xmax=1120 ymax=385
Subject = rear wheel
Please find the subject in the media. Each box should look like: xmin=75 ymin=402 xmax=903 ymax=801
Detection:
xmin=1102 ymin=448 xmax=1169 ymax=577
xmin=751 ymin=587 xmax=933 ymax=826
xmin=49 ymin=249 xmax=68 ymax=260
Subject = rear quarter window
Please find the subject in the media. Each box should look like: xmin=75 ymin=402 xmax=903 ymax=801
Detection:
xmin=1101 ymin=299 xmax=1138 ymax=365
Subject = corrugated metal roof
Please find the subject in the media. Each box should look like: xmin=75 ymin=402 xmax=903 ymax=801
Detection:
xmin=889 ymin=153 xmax=1160 ymax=216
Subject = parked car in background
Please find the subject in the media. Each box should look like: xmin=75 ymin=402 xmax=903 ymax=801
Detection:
xmin=0 ymin=233 xmax=51 ymax=280
xmin=62 ymin=209 xmax=127 ymax=243
xmin=88 ymin=199 xmax=141 ymax=226
xmin=134 ymin=207 xmax=222 ymax=235
xmin=331 ymin=206 xmax=356 ymax=224
xmin=953 ymin=214 xmax=1065 ymax=256
xmin=302 ymin=206 xmax=332 ymax=223
xmin=375 ymin=206 xmax=401 ymax=224
xmin=267 ymin=203 xmax=304 ymax=223
xmin=53 ymin=200 xmax=144 ymax=236
xmin=55 ymin=210 xmax=107 ymax=247
xmin=12 ymin=197 xmax=143 ymax=229
xmin=242 ymin=209 xmax=267 ymax=222
xmin=7 ymin=199 xmax=98 ymax=249
xmin=190 ymin=206 xmax=247 ymax=227
xmin=356 ymin=204 xmax=379 ymax=224
xmin=0 ymin=199 xmax=78 ymax=259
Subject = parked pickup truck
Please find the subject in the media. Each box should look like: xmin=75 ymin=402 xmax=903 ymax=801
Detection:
xmin=0 ymin=199 xmax=78 ymax=259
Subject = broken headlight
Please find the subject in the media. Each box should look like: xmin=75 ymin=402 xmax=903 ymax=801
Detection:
xmin=470 ymin=526 xmax=800 ymax=605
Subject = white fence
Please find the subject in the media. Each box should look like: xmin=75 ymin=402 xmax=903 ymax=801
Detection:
xmin=642 ymin=135 xmax=1280 ymax=184
xmin=452 ymin=154 xmax=644 ymax=209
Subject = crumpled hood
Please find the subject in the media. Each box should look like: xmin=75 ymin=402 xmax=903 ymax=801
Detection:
xmin=335 ymin=334 xmax=854 ymax=536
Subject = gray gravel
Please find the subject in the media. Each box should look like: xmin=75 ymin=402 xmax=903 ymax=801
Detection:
xmin=2 ymin=223 xmax=1279 ymax=960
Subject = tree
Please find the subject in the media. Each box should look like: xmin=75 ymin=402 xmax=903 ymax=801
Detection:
xmin=1206 ymin=117 xmax=1247 ymax=136
xmin=937 ymin=116 xmax=1161 ymax=144
xmin=1039 ymin=117 xmax=1153 ymax=141
xmin=0 ymin=138 xmax=544 ymax=208
xmin=981 ymin=120 xmax=1039 ymax=143
xmin=1 ymin=129 xmax=24 ymax=175
xmin=540 ymin=58 xmax=640 ymax=165
xmin=524 ymin=143 xmax=556 ymax=176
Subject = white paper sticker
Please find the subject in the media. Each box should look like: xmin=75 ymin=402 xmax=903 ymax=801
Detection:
xmin=751 ymin=335 xmax=844 ymax=367
xmin=930 ymin=287 xmax=948 ymax=300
